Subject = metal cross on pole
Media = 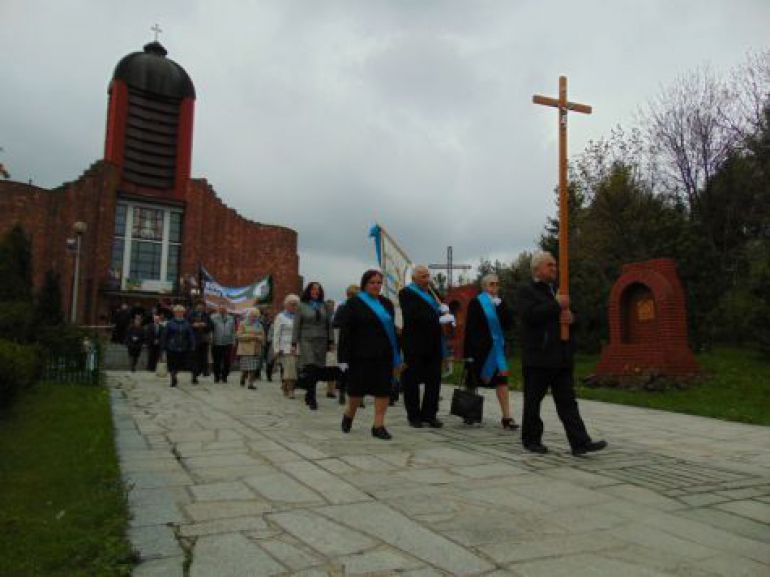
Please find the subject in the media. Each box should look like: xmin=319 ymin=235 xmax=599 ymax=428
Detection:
xmin=151 ymin=23 xmax=163 ymax=42
xmin=533 ymin=75 xmax=592 ymax=341
xmin=428 ymin=246 xmax=472 ymax=290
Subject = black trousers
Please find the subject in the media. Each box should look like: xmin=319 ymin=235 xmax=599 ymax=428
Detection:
xmin=402 ymin=355 xmax=442 ymax=422
xmin=192 ymin=342 xmax=210 ymax=378
xmin=127 ymin=349 xmax=141 ymax=372
xmin=211 ymin=344 xmax=233 ymax=381
xmin=166 ymin=350 xmax=187 ymax=374
xmin=521 ymin=366 xmax=591 ymax=449
xmin=146 ymin=345 xmax=161 ymax=372
xmin=300 ymin=365 xmax=321 ymax=404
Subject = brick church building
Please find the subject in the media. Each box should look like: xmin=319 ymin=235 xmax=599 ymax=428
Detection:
xmin=0 ymin=41 xmax=300 ymax=324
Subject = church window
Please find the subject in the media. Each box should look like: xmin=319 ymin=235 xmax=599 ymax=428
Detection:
xmin=113 ymin=201 xmax=183 ymax=292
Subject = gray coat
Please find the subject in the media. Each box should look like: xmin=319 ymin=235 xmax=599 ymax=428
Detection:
xmin=210 ymin=313 xmax=236 ymax=346
xmin=292 ymin=301 xmax=333 ymax=368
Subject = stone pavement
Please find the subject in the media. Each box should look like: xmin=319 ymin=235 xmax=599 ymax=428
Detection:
xmin=109 ymin=370 xmax=770 ymax=577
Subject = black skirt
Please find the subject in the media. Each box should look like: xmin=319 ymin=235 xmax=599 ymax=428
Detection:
xmin=346 ymin=359 xmax=393 ymax=398
xmin=467 ymin=366 xmax=508 ymax=389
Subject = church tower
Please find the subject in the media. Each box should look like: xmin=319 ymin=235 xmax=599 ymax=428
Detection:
xmin=104 ymin=41 xmax=195 ymax=200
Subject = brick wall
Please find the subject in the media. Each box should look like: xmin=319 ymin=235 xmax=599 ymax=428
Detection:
xmin=181 ymin=178 xmax=300 ymax=316
xmin=0 ymin=161 xmax=119 ymax=324
xmin=0 ymin=163 xmax=299 ymax=323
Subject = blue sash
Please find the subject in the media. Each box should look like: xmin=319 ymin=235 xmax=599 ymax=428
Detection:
xmin=406 ymin=283 xmax=449 ymax=359
xmin=478 ymin=292 xmax=508 ymax=381
xmin=357 ymin=293 xmax=402 ymax=367
xmin=407 ymin=283 xmax=439 ymax=312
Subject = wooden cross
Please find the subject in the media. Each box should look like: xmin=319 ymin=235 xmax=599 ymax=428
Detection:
xmin=151 ymin=23 xmax=163 ymax=42
xmin=533 ymin=75 xmax=592 ymax=341
xmin=428 ymin=246 xmax=471 ymax=290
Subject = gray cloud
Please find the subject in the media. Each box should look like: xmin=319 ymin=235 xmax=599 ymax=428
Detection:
xmin=1 ymin=0 xmax=768 ymax=300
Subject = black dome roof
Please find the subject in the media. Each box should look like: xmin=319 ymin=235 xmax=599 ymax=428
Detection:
xmin=113 ymin=42 xmax=195 ymax=99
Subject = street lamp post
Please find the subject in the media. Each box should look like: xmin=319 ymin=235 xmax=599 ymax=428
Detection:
xmin=70 ymin=221 xmax=87 ymax=324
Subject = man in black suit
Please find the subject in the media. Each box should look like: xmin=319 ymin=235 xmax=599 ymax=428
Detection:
xmin=518 ymin=251 xmax=607 ymax=456
xmin=145 ymin=313 xmax=164 ymax=372
xmin=399 ymin=265 xmax=454 ymax=428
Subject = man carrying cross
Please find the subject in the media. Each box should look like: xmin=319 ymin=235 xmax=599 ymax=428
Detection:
xmin=518 ymin=251 xmax=607 ymax=456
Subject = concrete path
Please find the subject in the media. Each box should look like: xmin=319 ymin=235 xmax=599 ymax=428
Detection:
xmin=109 ymin=370 xmax=770 ymax=577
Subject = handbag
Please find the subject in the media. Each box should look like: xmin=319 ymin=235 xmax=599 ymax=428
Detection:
xmin=450 ymin=363 xmax=484 ymax=424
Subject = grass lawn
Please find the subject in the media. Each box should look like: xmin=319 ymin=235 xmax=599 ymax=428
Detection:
xmin=572 ymin=347 xmax=770 ymax=426
xmin=448 ymin=346 xmax=770 ymax=426
xmin=0 ymin=382 xmax=135 ymax=577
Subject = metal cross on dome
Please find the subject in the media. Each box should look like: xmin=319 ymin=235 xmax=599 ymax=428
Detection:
xmin=151 ymin=24 xmax=163 ymax=42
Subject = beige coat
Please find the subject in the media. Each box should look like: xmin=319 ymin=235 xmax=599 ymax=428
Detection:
xmin=236 ymin=321 xmax=265 ymax=357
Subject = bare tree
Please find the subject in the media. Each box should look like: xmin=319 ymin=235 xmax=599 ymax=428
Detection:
xmin=721 ymin=50 xmax=770 ymax=143
xmin=642 ymin=67 xmax=738 ymax=212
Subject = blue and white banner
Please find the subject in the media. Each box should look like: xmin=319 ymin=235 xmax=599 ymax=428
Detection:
xmin=201 ymin=266 xmax=272 ymax=315
xmin=368 ymin=223 xmax=413 ymax=305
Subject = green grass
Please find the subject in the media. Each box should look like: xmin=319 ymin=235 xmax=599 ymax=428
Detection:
xmin=0 ymin=382 xmax=135 ymax=577
xmin=448 ymin=347 xmax=770 ymax=426
xmin=573 ymin=347 xmax=770 ymax=426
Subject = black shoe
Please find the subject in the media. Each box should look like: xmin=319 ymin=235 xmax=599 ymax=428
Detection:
xmin=326 ymin=392 xmax=336 ymax=399
xmin=408 ymin=419 xmax=424 ymax=428
xmin=338 ymin=392 xmax=346 ymax=405
xmin=501 ymin=418 xmax=520 ymax=431
xmin=359 ymin=401 xmax=365 ymax=408
xmin=341 ymin=414 xmax=353 ymax=433
xmin=371 ymin=426 xmax=392 ymax=440
xmin=307 ymin=398 xmax=318 ymax=410
xmin=192 ymin=377 xmax=199 ymax=385
xmin=214 ymin=378 xmax=220 ymax=383
xmin=222 ymin=378 xmax=228 ymax=384
xmin=423 ymin=418 xmax=444 ymax=429
xmin=572 ymin=440 xmax=608 ymax=456
xmin=170 ymin=377 xmax=177 ymax=388
xmin=524 ymin=443 xmax=549 ymax=454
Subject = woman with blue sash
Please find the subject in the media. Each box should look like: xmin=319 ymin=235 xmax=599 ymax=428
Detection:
xmin=463 ymin=274 xmax=519 ymax=430
xmin=337 ymin=270 xmax=403 ymax=440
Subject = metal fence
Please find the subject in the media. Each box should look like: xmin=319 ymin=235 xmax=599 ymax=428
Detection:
xmin=42 ymin=348 xmax=101 ymax=385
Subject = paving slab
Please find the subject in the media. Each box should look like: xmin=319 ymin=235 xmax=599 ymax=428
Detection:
xmin=108 ymin=371 xmax=770 ymax=576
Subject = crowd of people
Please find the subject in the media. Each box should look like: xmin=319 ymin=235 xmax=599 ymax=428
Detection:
xmin=112 ymin=251 xmax=607 ymax=455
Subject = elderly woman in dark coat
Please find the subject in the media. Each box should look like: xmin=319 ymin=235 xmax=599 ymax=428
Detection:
xmin=463 ymin=273 xmax=519 ymax=430
xmin=292 ymin=282 xmax=334 ymax=410
xmin=337 ymin=270 xmax=403 ymax=440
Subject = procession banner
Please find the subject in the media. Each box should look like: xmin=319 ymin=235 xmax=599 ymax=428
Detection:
xmin=368 ymin=224 xmax=412 ymax=325
xmin=200 ymin=266 xmax=272 ymax=315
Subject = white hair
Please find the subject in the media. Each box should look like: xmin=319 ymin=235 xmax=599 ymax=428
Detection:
xmin=412 ymin=264 xmax=429 ymax=276
xmin=480 ymin=273 xmax=499 ymax=290
xmin=530 ymin=251 xmax=555 ymax=278
xmin=283 ymin=294 xmax=300 ymax=306
xmin=244 ymin=307 xmax=261 ymax=319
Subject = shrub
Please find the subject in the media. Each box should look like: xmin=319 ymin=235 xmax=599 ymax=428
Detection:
xmin=0 ymin=301 xmax=35 ymax=343
xmin=0 ymin=338 xmax=39 ymax=408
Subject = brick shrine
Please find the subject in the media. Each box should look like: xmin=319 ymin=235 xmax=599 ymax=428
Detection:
xmin=596 ymin=258 xmax=699 ymax=377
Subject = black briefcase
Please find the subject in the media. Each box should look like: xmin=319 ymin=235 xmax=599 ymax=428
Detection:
xmin=450 ymin=365 xmax=484 ymax=424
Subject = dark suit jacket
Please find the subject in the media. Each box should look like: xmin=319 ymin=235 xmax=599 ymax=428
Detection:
xmin=517 ymin=280 xmax=575 ymax=369
xmin=463 ymin=294 xmax=512 ymax=379
xmin=398 ymin=286 xmax=443 ymax=361
xmin=337 ymin=295 xmax=396 ymax=363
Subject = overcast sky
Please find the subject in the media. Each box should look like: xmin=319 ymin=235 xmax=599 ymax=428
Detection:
xmin=2 ymin=0 xmax=768 ymax=300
